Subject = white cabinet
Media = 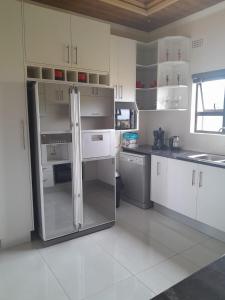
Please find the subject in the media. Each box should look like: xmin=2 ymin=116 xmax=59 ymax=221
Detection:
xmin=24 ymin=3 xmax=110 ymax=72
xmin=152 ymin=155 xmax=225 ymax=233
xmin=71 ymin=15 xmax=110 ymax=72
xmin=0 ymin=0 xmax=33 ymax=247
xmin=110 ymin=36 xmax=136 ymax=102
xmin=167 ymin=159 xmax=197 ymax=219
xmin=151 ymin=155 xmax=168 ymax=205
xmin=197 ymin=165 xmax=225 ymax=232
xmin=24 ymin=3 xmax=71 ymax=67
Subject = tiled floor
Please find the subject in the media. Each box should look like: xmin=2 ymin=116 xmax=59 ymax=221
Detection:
xmin=1 ymin=201 xmax=225 ymax=300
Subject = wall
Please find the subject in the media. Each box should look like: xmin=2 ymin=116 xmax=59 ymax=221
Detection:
xmin=139 ymin=1 xmax=225 ymax=155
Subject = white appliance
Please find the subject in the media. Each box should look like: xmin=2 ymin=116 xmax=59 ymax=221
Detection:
xmin=28 ymin=82 xmax=115 ymax=242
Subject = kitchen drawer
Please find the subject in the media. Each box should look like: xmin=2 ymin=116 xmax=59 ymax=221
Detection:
xmin=82 ymin=130 xmax=115 ymax=159
xmin=42 ymin=166 xmax=54 ymax=187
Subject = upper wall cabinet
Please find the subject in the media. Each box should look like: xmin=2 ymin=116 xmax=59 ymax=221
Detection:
xmin=71 ymin=15 xmax=110 ymax=72
xmin=24 ymin=4 xmax=71 ymax=67
xmin=24 ymin=3 xmax=110 ymax=72
xmin=110 ymin=36 xmax=136 ymax=102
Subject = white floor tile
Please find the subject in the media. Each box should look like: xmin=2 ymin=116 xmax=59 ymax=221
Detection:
xmin=147 ymin=209 xmax=208 ymax=244
xmin=181 ymin=244 xmax=222 ymax=268
xmin=96 ymin=223 xmax=175 ymax=274
xmin=137 ymin=266 xmax=174 ymax=296
xmin=147 ymin=219 xmax=197 ymax=253
xmin=2 ymin=202 xmax=224 ymax=300
xmin=201 ymin=238 xmax=225 ymax=256
xmin=83 ymin=276 xmax=155 ymax=300
xmin=152 ymin=254 xmax=200 ymax=285
xmin=39 ymin=237 xmax=131 ymax=300
xmin=0 ymin=244 xmax=68 ymax=300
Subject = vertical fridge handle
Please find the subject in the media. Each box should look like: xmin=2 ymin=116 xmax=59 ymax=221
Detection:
xmin=70 ymin=87 xmax=83 ymax=228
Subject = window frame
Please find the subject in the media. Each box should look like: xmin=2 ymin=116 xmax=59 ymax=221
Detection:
xmin=194 ymin=80 xmax=225 ymax=134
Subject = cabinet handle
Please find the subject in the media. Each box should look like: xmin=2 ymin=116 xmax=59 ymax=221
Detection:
xmin=199 ymin=171 xmax=203 ymax=188
xmin=73 ymin=46 xmax=78 ymax=64
xmin=114 ymin=85 xmax=118 ymax=99
xmin=61 ymin=90 xmax=63 ymax=102
xmin=157 ymin=162 xmax=160 ymax=176
xmin=66 ymin=45 xmax=70 ymax=64
xmin=21 ymin=120 xmax=26 ymax=150
xmin=56 ymin=90 xmax=59 ymax=101
xmin=121 ymin=85 xmax=123 ymax=99
xmin=192 ymin=170 xmax=196 ymax=186
xmin=119 ymin=85 xmax=123 ymax=99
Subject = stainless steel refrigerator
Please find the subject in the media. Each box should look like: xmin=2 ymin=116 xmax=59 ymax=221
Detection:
xmin=28 ymin=82 xmax=115 ymax=243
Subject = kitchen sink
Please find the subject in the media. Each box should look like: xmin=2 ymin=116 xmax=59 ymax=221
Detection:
xmin=188 ymin=153 xmax=225 ymax=164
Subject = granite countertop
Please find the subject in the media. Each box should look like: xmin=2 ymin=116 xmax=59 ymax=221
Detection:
xmin=122 ymin=145 xmax=225 ymax=169
xmin=152 ymin=255 xmax=225 ymax=300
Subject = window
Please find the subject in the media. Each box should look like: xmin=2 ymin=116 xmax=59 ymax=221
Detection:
xmin=193 ymin=70 xmax=225 ymax=134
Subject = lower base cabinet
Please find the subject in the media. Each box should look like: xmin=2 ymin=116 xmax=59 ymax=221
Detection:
xmin=197 ymin=164 xmax=225 ymax=232
xmin=167 ymin=159 xmax=197 ymax=219
xmin=151 ymin=155 xmax=225 ymax=233
xmin=151 ymin=155 xmax=168 ymax=206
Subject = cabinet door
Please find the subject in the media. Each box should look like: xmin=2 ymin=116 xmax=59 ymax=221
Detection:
xmin=197 ymin=165 xmax=225 ymax=232
xmin=117 ymin=37 xmax=136 ymax=102
xmin=24 ymin=3 xmax=71 ymax=67
xmin=151 ymin=155 xmax=168 ymax=205
xmin=0 ymin=0 xmax=33 ymax=247
xmin=167 ymin=159 xmax=197 ymax=218
xmin=71 ymin=15 xmax=110 ymax=72
xmin=110 ymin=36 xmax=119 ymax=100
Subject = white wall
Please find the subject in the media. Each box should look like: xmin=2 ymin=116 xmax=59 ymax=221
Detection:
xmin=140 ymin=1 xmax=225 ymax=155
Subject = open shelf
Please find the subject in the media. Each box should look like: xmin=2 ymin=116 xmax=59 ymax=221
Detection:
xmin=136 ymin=36 xmax=190 ymax=111
xmin=158 ymin=85 xmax=188 ymax=89
xmin=136 ymin=87 xmax=157 ymax=91
xmin=42 ymin=68 xmax=53 ymax=80
xmin=136 ymin=64 xmax=157 ymax=69
xmin=26 ymin=65 xmax=110 ymax=87
xmin=27 ymin=66 xmax=41 ymax=79
xmin=66 ymin=71 xmax=77 ymax=82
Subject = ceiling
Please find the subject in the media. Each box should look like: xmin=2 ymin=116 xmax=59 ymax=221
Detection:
xmin=32 ymin=0 xmax=225 ymax=31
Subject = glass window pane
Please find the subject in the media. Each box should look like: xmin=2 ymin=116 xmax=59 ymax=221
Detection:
xmin=197 ymin=79 xmax=225 ymax=112
xmin=196 ymin=116 xmax=223 ymax=132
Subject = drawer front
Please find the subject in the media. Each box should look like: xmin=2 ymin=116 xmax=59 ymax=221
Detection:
xmin=82 ymin=131 xmax=114 ymax=159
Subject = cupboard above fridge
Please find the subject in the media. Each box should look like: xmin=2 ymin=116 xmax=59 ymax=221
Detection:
xmin=24 ymin=3 xmax=110 ymax=73
xmin=28 ymin=82 xmax=115 ymax=242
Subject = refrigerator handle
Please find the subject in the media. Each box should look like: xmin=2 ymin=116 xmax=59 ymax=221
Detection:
xmin=70 ymin=87 xmax=83 ymax=228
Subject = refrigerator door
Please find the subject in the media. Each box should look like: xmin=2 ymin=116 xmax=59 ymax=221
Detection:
xmin=36 ymin=82 xmax=79 ymax=240
xmin=78 ymin=86 xmax=116 ymax=231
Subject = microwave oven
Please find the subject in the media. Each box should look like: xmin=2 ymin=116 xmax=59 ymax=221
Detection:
xmin=115 ymin=109 xmax=135 ymax=130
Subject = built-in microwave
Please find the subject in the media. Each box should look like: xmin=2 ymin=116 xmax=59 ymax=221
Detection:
xmin=115 ymin=109 xmax=135 ymax=130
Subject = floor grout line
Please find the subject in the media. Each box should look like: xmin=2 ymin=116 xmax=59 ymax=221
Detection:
xmin=37 ymin=249 xmax=73 ymax=300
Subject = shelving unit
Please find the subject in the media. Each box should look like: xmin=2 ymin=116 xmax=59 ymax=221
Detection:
xmin=26 ymin=65 xmax=110 ymax=87
xmin=136 ymin=36 xmax=190 ymax=111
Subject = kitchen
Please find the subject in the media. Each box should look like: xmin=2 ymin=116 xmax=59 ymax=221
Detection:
xmin=1 ymin=0 xmax=225 ymax=299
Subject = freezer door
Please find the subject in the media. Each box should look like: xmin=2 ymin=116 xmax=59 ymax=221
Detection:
xmin=36 ymin=82 xmax=79 ymax=241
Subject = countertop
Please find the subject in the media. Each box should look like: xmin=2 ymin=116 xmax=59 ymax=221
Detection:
xmin=152 ymin=255 xmax=225 ymax=300
xmin=122 ymin=145 xmax=225 ymax=169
